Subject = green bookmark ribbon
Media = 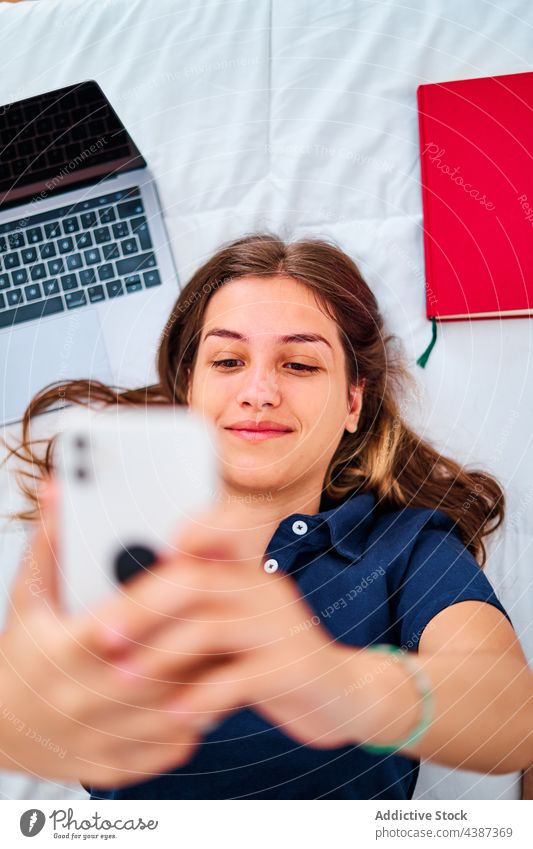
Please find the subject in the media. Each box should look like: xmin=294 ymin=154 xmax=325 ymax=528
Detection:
xmin=416 ymin=317 xmax=437 ymax=368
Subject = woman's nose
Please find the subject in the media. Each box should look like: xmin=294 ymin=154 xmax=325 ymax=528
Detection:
xmin=235 ymin=365 xmax=281 ymax=408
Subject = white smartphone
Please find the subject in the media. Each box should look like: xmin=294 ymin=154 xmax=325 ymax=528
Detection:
xmin=55 ymin=406 xmax=219 ymax=614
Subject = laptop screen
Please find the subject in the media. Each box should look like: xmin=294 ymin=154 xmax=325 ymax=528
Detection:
xmin=0 ymin=80 xmax=146 ymax=211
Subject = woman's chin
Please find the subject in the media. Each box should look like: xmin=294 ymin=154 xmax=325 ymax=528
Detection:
xmin=221 ymin=468 xmax=288 ymax=498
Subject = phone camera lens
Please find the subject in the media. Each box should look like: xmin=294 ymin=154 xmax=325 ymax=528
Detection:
xmin=114 ymin=544 xmax=158 ymax=584
xmin=74 ymin=436 xmax=87 ymax=451
xmin=75 ymin=467 xmax=87 ymax=481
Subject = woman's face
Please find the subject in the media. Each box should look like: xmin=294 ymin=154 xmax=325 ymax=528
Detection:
xmin=187 ymin=275 xmax=363 ymax=500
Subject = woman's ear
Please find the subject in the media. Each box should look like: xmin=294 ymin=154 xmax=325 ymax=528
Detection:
xmin=345 ymin=380 xmax=365 ymax=433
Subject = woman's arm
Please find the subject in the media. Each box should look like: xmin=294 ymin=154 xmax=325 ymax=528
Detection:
xmin=338 ymin=601 xmax=533 ymax=774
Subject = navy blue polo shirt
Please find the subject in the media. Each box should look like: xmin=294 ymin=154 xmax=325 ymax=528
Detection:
xmin=90 ymin=491 xmax=513 ymax=800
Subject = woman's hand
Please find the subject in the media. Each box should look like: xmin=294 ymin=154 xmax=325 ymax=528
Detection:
xmin=0 ymin=478 xmax=214 ymax=789
xmin=94 ymin=502 xmax=363 ymax=751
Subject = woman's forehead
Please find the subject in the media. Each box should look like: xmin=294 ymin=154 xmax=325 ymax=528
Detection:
xmin=202 ymin=275 xmax=338 ymax=339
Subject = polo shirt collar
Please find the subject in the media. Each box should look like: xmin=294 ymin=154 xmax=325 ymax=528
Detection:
xmin=265 ymin=490 xmax=378 ymax=569
xmin=321 ymin=490 xmax=378 ymax=559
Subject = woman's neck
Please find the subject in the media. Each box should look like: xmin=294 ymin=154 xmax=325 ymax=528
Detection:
xmin=216 ymin=480 xmax=323 ymax=566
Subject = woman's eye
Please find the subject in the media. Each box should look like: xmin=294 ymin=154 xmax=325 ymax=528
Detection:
xmin=211 ymin=359 xmax=319 ymax=373
xmin=285 ymin=363 xmax=320 ymax=373
xmin=211 ymin=359 xmax=243 ymax=369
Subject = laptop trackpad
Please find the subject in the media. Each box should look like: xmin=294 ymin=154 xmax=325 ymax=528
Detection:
xmin=0 ymin=310 xmax=113 ymax=425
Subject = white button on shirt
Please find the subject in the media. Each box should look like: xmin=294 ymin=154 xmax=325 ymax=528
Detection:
xmin=263 ymin=558 xmax=279 ymax=573
xmin=292 ymin=520 xmax=308 ymax=536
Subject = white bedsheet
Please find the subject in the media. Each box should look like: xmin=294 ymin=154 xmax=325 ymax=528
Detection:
xmin=0 ymin=0 xmax=530 ymax=801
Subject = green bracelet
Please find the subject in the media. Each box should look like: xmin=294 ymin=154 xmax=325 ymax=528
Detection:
xmin=358 ymin=644 xmax=433 ymax=756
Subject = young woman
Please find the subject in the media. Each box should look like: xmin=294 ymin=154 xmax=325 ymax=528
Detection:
xmin=2 ymin=233 xmax=532 ymax=799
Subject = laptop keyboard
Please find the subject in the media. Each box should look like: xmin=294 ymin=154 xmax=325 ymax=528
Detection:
xmin=0 ymin=186 xmax=163 ymax=329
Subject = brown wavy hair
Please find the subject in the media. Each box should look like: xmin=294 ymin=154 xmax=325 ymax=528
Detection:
xmin=2 ymin=232 xmax=504 ymax=566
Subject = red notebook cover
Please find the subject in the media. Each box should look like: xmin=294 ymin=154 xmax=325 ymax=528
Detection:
xmin=417 ymin=71 xmax=533 ymax=321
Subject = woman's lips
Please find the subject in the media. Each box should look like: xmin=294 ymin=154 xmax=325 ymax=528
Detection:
xmin=225 ymin=428 xmax=293 ymax=442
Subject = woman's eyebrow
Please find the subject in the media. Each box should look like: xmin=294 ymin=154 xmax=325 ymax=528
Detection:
xmin=202 ymin=328 xmax=333 ymax=349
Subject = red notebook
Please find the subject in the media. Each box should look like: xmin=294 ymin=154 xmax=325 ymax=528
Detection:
xmin=417 ymin=70 xmax=533 ymax=321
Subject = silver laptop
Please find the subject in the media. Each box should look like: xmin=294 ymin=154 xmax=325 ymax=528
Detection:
xmin=0 ymin=80 xmax=180 ymax=426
